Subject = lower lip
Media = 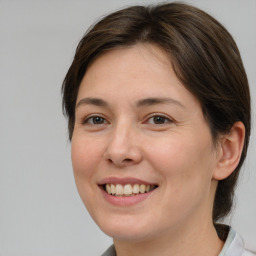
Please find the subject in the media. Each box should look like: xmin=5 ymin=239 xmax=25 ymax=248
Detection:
xmin=100 ymin=187 xmax=156 ymax=206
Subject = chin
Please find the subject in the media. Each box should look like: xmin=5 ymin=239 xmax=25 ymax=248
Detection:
xmin=96 ymin=215 xmax=158 ymax=242
xmin=104 ymin=228 xmax=152 ymax=242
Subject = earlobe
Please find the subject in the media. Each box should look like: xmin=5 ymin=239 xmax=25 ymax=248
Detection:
xmin=213 ymin=121 xmax=245 ymax=180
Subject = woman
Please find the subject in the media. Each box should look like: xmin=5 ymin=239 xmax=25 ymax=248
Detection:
xmin=62 ymin=3 xmax=255 ymax=256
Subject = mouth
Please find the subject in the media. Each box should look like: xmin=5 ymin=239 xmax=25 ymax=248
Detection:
xmin=98 ymin=177 xmax=158 ymax=206
xmin=102 ymin=183 xmax=158 ymax=197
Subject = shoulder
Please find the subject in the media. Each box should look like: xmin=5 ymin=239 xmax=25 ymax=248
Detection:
xmin=217 ymin=225 xmax=256 ymax=256
xmin=101 ymin=245 xmax=116 ymax=256
xmin=243 ymin=249 xmax=256 ymax=256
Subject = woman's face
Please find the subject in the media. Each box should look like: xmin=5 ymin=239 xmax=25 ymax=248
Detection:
xmin=71 ymin=44 xmax=220 ymax=242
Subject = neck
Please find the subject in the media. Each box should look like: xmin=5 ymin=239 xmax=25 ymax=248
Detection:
xmin=113 ymin=218 xmax=224 ymax=256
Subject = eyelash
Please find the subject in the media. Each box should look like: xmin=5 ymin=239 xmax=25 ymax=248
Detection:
xmin=81 ymin=114 xmax=173 ymax=126
xmin=146 ymin=115 xmax=173 ymax=125
xmin=82 ymin=115 xmax=109 ymax=125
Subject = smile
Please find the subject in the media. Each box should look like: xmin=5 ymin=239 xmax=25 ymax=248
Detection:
xmin=98 ymin=177 xmax=158 ymax=205
xmin=104 ymin=183 xmax=157 ymax=196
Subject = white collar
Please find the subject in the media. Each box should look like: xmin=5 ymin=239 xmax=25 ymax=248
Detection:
xmin=102 ymin=227 xmax=255 ymax=256
xmin=218 ymin=227 xmax=244 ymax=256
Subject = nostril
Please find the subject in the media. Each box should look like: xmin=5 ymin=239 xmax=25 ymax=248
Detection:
xmin=124 ymin=158 xmax=132 ymax=162
xmin=107 ymin=158 xmax=133 ymax=166
xmin=104 ymin=143 xmax=143 ymax=166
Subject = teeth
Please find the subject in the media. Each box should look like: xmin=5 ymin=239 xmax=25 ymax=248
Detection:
xmin=105 ymin=183 xmax=156 ymax=196
xmin=124 ymin=184 xmax=132 ymax=195
xmin=115 ymin=184 xmax=123 ymax=196
xmin=111 ymin=184 xmax=116 ymax=194
xmin=106 ymin=184 xmax=111 ymax=193
xmin=133 ymin=184 xmax=140 ymax=194
xmin=140 ymin=184 xmax=146 ymax=193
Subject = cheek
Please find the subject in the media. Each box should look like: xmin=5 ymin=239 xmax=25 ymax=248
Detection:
xmin=147 ymin=135 xmax=215 ymax=222
xmin=71 ymin=135 xmax=103 ymax=173
xmin=145 ymin=132 xmax=215 ymax=193
xmin=71 ymin=136 xmax=103 ymax=198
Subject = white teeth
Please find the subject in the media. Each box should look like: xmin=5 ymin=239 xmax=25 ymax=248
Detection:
xmin=106 ymin=184 xmax=111 ymax=193
xmin=105 ymin=183 xmax=156 ymax=196
xmin=110 ymin=184 xmax=116 ymax=194
xmin=115 ymin=184 xmax=123 ymax=195
xmin=124 ymin=184 xmax=133 ymax=195
xmin=133 ymin=184 xmax=140 ymax=194
xmin=140 ymin=184 xmax=146 ymax=193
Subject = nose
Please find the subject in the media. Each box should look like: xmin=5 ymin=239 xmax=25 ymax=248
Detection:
xmin=103 ymin=123 xmax=143 ymax=167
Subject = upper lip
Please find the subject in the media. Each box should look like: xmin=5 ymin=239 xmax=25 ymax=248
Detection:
xmin=98 ymin=176 xmax=157 ymax=186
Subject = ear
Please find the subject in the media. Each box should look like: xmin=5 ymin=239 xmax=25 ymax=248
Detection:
xmin=213 ymin=121 xmax=245 ymax=181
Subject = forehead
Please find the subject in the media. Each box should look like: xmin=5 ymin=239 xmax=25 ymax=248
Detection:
xmin=77 ymin=44 xmax=201 ymax=111
xmin=79 ymin=44 xmax=177 ymax=92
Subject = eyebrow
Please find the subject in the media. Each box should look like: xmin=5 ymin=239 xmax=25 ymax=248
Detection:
xmin=76 ymin=97 xmax=185 ymax=109
xmin=136 ymin=97 xmax=185 ymax=108
xmin=76 ymin=97 xmax=109 ymax=108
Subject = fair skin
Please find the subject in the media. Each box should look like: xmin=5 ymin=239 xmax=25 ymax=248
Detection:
xmin=71 ymin=44 xmax=245 ymax=256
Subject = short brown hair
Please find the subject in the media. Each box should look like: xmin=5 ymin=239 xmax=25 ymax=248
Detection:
xmin=62 ymin=2 xmax=251 ymax=222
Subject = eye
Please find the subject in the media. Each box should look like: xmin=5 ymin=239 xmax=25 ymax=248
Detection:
xmin=83 ymin=115 xmax=108 ymax=125
xmin=147 ymin=115 xmax=172 ymax=125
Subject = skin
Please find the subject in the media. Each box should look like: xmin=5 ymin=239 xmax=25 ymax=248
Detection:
xmin=71 ymin=44 xmax=244 ymax=256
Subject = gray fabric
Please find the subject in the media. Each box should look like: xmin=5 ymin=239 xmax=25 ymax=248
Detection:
xmin=101 ymin=244 xmax=116 ymax=256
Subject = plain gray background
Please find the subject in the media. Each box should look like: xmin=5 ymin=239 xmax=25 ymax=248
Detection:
xmin=0 ymin=0 xmax=255 ymax=255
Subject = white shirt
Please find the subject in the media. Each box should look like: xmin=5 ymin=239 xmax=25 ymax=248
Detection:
xmin=219 ymin=227 xmax=255 ymax=256
xmin=101 ymin=227 xmax=256 ymax=256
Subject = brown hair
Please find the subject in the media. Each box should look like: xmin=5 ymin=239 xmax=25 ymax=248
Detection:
xmin=62 ymin=2 xmax=251 ymax=222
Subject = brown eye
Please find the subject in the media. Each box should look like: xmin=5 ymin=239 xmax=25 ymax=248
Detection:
xmin=84 ymin=116 xmax=107 ymax=125
xmin=148 ymin=115 xmax=172 ymax=124
xmin=153 ymin=116 xmax=166 ymax=124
